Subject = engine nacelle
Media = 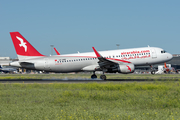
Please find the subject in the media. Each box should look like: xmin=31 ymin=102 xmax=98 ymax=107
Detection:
xmin=118 ymin=64 xmax=135 ymax=73
xmin=106 ymin=63 xmax=135 ymax=73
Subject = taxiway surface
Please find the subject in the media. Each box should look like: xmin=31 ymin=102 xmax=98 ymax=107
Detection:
xmin=0 ymin=79 xmax=163 ymax=83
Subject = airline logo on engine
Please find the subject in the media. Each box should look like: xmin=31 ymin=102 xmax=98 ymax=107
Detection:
xmin=126 ymin=65 xmax=131 ymax=72
xmin=16 ymin=36 xmax=27 ymax=52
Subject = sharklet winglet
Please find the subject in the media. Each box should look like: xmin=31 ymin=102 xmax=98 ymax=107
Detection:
xmin=92 ymin=47 xmax=102 ymax=58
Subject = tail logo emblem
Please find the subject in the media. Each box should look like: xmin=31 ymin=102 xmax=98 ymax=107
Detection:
xmin=16 ymin=36 xmax=27 ymax=52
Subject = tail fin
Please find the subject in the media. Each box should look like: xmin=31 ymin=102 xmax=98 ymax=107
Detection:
xmin=10 ymin=32 xmax=45 ymax=60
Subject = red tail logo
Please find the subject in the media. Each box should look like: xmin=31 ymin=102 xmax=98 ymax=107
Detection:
xmin=126 ymin=65 xmax=131 ymax=72
xmin=16 ymin=36 xmax=27 ymax=52
xmin=10 ymin=32 xmax=44 ymax=57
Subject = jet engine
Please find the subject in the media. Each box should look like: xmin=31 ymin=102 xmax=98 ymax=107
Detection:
xmin=106 ymin=63 xmax=135 ymax=73
xmin=117 ymin=64 xmax=135 ymax=73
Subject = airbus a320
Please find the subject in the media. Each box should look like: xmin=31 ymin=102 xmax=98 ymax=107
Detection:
xmin=9 ymin=32 xmax=173 ymax=80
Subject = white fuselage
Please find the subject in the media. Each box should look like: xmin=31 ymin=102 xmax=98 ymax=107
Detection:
xmin=10 ymin=47 xmax=173 ymax=73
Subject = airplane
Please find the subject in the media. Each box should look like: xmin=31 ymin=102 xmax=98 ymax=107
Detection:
xmin=9 ymin=32 xmax=173 ymax=80
xmin=0 ymin=65 xmax=17 ymax=73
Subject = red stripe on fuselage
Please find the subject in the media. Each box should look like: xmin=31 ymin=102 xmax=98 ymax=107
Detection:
xmin=55 ymin=56 xmax=131 ymax=63
xmin=107 ymin=58 xmax=131 ymax=63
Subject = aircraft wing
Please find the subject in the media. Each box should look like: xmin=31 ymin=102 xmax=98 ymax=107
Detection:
xmin=92 ymin=47 xmax=131 ymax=69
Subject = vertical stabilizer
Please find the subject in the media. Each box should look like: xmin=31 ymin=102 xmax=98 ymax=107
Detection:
xmin=10 ymin=32 xmax=45 ymax=60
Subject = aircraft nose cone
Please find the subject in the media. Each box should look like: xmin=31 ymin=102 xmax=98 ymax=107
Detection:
xmin=168 ymin=53 xmax=173 ymax=60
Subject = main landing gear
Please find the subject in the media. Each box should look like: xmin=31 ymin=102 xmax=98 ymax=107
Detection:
xmin=100 ymin=70 xmax=106 ymax=80
xmin=100 ymin=74 xmax=106 ymax=80
xmin=91 ymin=71 xmax=107 ymax=80
xmin=91 ymin=71 xmax=97 ymax=79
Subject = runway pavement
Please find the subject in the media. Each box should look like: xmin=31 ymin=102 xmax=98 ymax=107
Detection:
xmin=0 ymin=79 xmax=162 ymax=83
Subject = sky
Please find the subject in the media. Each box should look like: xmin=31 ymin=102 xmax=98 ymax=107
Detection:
xmin=0 ymin=0 xmax=180 ymax=58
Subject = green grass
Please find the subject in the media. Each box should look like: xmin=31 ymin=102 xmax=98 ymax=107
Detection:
xmin=0 ymin=73 xmax=180 ymax=80
xmin=0 ymin=82 xmax=180 ymax=120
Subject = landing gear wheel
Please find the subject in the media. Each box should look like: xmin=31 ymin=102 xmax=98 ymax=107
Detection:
xmin=100 ymin=75 xmax=106 ymax=80
xmin=91 ymin=74 xmax=97 ymax=79
xmin=151 ymin=70 xmax=155 ymax=75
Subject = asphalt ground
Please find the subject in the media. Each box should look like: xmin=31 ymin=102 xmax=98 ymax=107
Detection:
xmin=0 ymin=79 xmax=175 ymax=83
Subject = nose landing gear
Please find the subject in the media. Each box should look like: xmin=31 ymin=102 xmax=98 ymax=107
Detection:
xmin=150 ymin=65 xmax=155 ymax=75
xmin=151 ymin=70 xmax=155 ymax=75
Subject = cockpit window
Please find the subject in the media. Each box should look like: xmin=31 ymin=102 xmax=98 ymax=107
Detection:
xmin=161 ymin=50 xmax=166 ymax=53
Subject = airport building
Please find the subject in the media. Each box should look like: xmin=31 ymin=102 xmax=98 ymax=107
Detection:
xmin=0 ymin=57 xmax=11 ymax=66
